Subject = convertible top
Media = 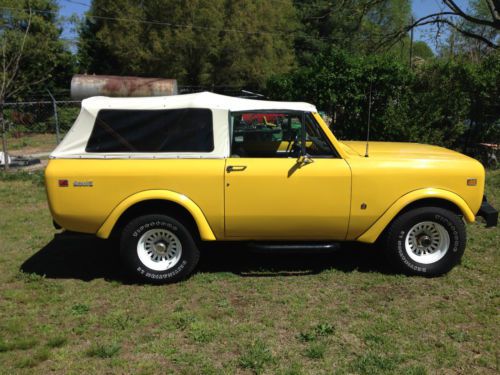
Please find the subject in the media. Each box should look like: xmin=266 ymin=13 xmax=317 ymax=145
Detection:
xmin=51 ymin=91 xmax=317 ymax=159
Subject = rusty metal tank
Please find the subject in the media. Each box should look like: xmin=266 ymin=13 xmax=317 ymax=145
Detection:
xmin=71 ymin=74 xmax=178 ymax=99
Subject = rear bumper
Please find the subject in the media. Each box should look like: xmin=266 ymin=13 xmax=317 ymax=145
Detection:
xmin=477 ymin=197 xmax=498 ymax=228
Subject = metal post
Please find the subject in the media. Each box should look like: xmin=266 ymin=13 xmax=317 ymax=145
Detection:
xmin=364 ymin=80 xmax=372 ymax=158
xmin=1 ymin=102 xmax=8 ymax=171
xmin=47 ymin=90 xmax=61 ymax=144
xmin=409 ymin=16 xmax=414 ymax=69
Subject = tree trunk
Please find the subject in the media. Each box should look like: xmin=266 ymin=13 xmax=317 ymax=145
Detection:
xmin=1 ymin=100 xmax=8 ymax=171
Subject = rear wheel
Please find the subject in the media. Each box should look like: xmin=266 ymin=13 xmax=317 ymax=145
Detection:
xmin=120 ymin=214 xmax=200 ymax=283
xmin=384 ymin=207 xmax=466 ymax=276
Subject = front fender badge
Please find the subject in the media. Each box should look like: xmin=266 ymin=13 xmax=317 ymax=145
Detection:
xmin=73 ymin=181 xmax=94 ymax=187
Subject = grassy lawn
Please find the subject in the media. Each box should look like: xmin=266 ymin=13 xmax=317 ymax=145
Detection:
xmin=5 ymin=133 xmax=59 ymax=155
xmin=0 ymin=170 xmax=498 ymax=374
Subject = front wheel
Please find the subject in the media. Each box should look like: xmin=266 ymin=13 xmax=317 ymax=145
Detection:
xmin=384 ymin=207 xmax=466 ymax=276
xmin=120 ymin=214 xmax=200 ymax=283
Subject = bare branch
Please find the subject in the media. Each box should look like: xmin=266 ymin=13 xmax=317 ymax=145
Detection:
xmin=415 ymin=18 xmax=499 ymax=48
xmin=4 ymin=7 xmax=33 ymax=97
xmin=378 ymin=1 xmax=500 ymax=52
xmin=8 ymin=74 xmax=49 ymax=98
xmin=1 ymin=40 xmax=7 ymax=100
xmin=443 ymin=0 xmax=499 ymax=29
xmin=485 ymin=0 xmax=500 ymax=21
xmin=485 ymin=0 xmax=498 ymax=20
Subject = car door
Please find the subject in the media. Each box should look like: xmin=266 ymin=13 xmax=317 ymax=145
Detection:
xmin=224 ymin=111 xmax=351 ymax=240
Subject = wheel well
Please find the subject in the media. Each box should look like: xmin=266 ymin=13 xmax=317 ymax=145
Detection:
xmin=375 ymin=198 xmax=463 ymax=244
xmin=109 ymin=199 xmax=199 ymax=241
xmin=399 ymin=198 xmax=463 ymax=217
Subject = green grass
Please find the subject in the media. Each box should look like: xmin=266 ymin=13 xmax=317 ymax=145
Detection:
xmin=0 ymin=170 xmax=498 ymax=374
xmin=5 ymin=133 xmax=58 ymax=153
xmin=86 ymin=342 xmax=121 ymax=359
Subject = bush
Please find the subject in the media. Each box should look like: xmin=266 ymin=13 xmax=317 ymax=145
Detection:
xmin=266 ymin=49 xmax=500 ymax=159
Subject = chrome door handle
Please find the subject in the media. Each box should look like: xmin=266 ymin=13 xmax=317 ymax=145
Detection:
xmin=226 ymin=165 xmax=247 ymax=173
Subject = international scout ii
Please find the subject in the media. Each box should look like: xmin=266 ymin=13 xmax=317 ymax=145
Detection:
xmin=45 ymin=92 xmax=498 ymax=283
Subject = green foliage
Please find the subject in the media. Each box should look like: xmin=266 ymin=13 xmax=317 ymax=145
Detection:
xmin=0 ymin=0 xmax=495 ymax=164
xmin=412 ymin=41 xmax=435 ymax=60
xmin=267 ymin=48 xmax=417 ymax=141
xmin=293 ymin=0 xmax=412 ymax=62
xmin=267 ymin=48 xmax=500 ymax=153
xmin=78 ymin=0 xmax=297 ymax=88
xmin=0 ymin=0 xmax=75 ymax=100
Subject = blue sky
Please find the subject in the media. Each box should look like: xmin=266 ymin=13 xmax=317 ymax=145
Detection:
xmin=57 ymin=0 xmax=471 ymax=46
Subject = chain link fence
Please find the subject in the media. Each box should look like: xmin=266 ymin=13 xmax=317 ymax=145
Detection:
xmin=3 ymin=99 xmax=81 ymax=143
xmin=0 ymin=98 xmax=82 ymax=169
xmin=1 ymin=92 xmax=497 ymax=169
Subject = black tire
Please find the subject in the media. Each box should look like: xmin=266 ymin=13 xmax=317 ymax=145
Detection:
xmin=120 ymin=214 xmax=200 ymax=284
xmin=384 ymin=207 xmax=466 ymax=276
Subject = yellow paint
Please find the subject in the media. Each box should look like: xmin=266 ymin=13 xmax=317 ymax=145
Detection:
xmin=356 ymin=188 xmax=475 ymax=243
xmin=341 ymin=142 xmax=484 ymax=241
xmin=45 ymin=159 xmax=225 ymax=239
xmin=45 ymin=112 xmax=486 ymax=244
xmin=96 ymin=190 xmax=216 ymax=240
xmin=224 ymin=157 xmax=351 ymax=239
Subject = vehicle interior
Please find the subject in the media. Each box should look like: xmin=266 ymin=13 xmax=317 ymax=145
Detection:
xmin=230 ymin=111 xmax=335 ymax=158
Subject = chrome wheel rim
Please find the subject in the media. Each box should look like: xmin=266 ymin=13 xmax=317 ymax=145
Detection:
xmin=137 ymin=229 xmax=182 ymax=271
xmin=404 ymin=221 xmax=450 ymax=264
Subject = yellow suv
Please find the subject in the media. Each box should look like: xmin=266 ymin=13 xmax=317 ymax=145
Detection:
xmin=45 ymin=92 xmax=498 ymax=283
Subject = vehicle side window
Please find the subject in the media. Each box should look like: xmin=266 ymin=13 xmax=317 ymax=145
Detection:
xmin=230 ymin=112 xmax=335 ymax=158
xmin=230 ymin=112 xmax=302 ymax=158
xmin=86 ymin=108 xmax=214 ymax=152
xmin=304 ymin=114 xmax=335 ymax=157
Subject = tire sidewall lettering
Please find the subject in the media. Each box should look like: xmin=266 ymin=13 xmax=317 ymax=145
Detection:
xmin=136 ymin=259 xmax=188 ymax=280
xmin=132 ymin=221 xmax=178 ymax=238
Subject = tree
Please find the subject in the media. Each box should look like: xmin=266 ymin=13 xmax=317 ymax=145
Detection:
xmin=211 ymin=0 xmax=297 ymax=88
xmin=267 ymin=49 xmax=417 ymax=142
xmin=0 ymin=0 xmax=74 ymax=170
xmin=78 ymin=0 xmax=297 ymax=89
xmin=266 ymin=47 xmax=499 ymax=152
xmin=78 ymin=0 xmax=225 ymax=85
xmin=292 ymin=0 xmax=413 ymax=62
xmin=384 ymin=0 xmax=500 ymax=50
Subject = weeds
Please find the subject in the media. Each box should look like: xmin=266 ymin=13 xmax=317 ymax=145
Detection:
xmin=239 ymin=340 xmax=274 ymax=374
xmin=86 ymin=342 xmax=121 ymax=358
xmin=71 ymin=303 xmax=90 ymax=316
xmin=298 ymin=322 xmax=335 ymax=342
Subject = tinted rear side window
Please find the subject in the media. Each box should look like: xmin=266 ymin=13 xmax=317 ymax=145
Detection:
xmin=86 ymin=108 xmax=214 ymax=152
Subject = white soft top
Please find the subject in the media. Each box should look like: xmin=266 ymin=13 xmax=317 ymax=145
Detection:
xmin=51 ymin=91 xmax=317 ymax=159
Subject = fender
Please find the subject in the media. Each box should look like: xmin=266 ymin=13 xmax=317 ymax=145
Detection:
xmin=356 ymin=188 xmax=475 ymax=244
xmin=96 ymin=190 xmax=217 ymax=241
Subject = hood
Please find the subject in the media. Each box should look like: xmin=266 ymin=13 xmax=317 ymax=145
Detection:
xmin=339 ymin=141 xmax=472 ymax=161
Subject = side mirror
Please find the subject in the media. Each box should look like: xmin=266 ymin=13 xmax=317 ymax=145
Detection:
xmin=297 ymin=154 xmax=314 ymax=167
